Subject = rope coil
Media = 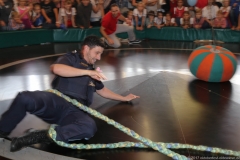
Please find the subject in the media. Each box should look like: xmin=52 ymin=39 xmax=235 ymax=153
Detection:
xmin=47 ymin=89 xmax=240 ymax=160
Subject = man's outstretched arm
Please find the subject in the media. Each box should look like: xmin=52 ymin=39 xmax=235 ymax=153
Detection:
xmin=96 ymin=87 xmax=139 ymax=102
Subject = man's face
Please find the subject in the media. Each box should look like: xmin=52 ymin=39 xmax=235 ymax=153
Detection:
xmin=85 ymin=46 xmax=104 ymax=65
xmin=111 ymin=6 xmax=119 ymax=18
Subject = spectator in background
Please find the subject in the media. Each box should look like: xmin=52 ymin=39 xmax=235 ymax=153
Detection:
xmin=174 ymin=0 xmax=188 ymax=26
xmin=213 ymin=10 xmax=227 ymax=28
xmin=100 ymin=3 xmax=141 ymax=48
xmin=17 ymin=0 xmax=34 ymax=29
xmin=90 ymin=0 xmax=104 ymax=27
xmin=154 ymin=11 xmax=165 ymax=28
xmin=145 ymin=10 xmax=155 ymax=28
xmin=188 ymin=6 xmax=195 ymax=18
xmin=8 ymin=11 xmax=25 ymax=30
xmin=202 ymin=0 xmax=219 ymax=28
xmin=230 ymin=0 xmax=240 ymax=30
xmin=164 ymin=12 xmax=177 ymax=26
xmin=193 ymin=9 xmax=205 ymax=29
xmin=59 ymin=0 xmax=77 ymax=28
xmin=76 ymin=0 xmax=103 ymax=29
xmin=195 ymin=0 xmax=208 ymax=9
xmin=220 ymin=0 xmax=231 ymax=27
xmin=53 ymin=0 xmax=60 ymax=8
xmin=169 ymin=0 xmax=177 ymax=17
xmin=142 ymin=0 xmax=158 ymax=14
xmin=41 ymin=0 xmax=60 ymax=29
xmin=131 ymin=0 xmax=141 ymax=8
xmin=133 ymin=2 xmax=146 ymax=30
xmin=215 ymin=0 xmax=223 ymax=7
xmin=0 ymin=0 xmax=13 ymax=31
xmin=123 ymin=10 xmax=134 ymax=26
xmin=180 ymin=11 xmax=193 ymax=29
xmin=32 ymin=3 xmax=44 ymax=28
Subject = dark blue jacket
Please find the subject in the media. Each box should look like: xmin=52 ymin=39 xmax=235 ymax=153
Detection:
xmin=52 ymin=51 xmax=104 ymax=106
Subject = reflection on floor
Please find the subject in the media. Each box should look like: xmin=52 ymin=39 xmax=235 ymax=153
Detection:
xmin=0 ymin=41 xmax=240 ymax=160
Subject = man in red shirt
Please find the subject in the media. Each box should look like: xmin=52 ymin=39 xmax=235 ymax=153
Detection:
xmin=100 ymin=3 xmax=141 ymax=48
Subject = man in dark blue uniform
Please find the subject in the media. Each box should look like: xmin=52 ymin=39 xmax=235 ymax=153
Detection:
xmin=0 ymin=36 xmax=139 ymax=152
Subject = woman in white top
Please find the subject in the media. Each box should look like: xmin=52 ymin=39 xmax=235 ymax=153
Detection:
xmin=133 ymin=2 xmax=147 ymax=30
xmin=90 ymin=0 xmax=104 ymax=26
xmin=59 ymin=0 xmax=77 ymax=28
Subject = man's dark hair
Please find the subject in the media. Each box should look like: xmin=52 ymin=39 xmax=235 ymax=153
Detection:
xmin=110 ymin=3 xmax=118 ymax=9
xmin=82 ymin=35 xmax=105 ymax=49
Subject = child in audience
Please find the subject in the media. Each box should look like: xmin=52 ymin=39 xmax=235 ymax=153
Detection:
xmin=188 ymin=6 xmax=195 ymax=18
xmin=8 ymin=11 xmax=25 ymax=30
xmin=174 ymin=0 xmax=188 ymax=26
xmin=193 ymin=9 xmax=205 ymax=29
xmin=76 ymin=0 xmax=101 ymax=29
xmin=17 ymin=0 xmax=34 ymax=29
xmin=146 ymin=11 xmax=155 ymax=28
xmin=220 ymin=0 xmax=231 ymax=27
xmin=123 ymin=10 xmax=134 ymax=26
xmin=41 ymin=0 xmax=60 ymax=29
xmin=180 ymin=11 xmax=194 ymax=29
xmin=154 ymin=11 xmax=165 ymax=29
xmin=90 ymin=0 xmax=104 ymax=27
xmin=145 ymin=10 xmax=155 ymax=28
xmin=32 ymin=3 xmax=44 ymax=28
xmin=164 ymin=12 xmax=177 ymax=26
xmin=170 ymin=0 xmax=177 ymax=17
xmin=133 ymin=2 xmax=147 ymax=30
xmin=59 ymin=0 xmax=77 ymax=28
xmin=213 ymin=10 xmax=227 ymax=28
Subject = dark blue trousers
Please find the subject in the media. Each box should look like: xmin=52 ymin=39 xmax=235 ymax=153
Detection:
xmin=0 ymin=91 xmax=97 ymax=143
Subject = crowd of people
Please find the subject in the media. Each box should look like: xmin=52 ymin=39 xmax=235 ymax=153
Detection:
xmin=0 ymin=0 xmax=240 ymax=31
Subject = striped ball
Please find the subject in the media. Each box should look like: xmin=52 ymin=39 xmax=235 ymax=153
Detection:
xmin=188 ymin=45 xmax=237 ymax=82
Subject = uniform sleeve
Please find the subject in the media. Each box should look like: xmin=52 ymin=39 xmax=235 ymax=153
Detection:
xmin=59 ymin=8 xmax=66 ymax=16
xmin=190 ymin=18 xmax=194 ymax=24
xmin=227 ymin=6 xmax=231 ymax=12
xmin=154 ymin=17 xmax=157 ymax=23
xmin=101 ymin=14 xmax=109 ymax=28
xmin=72 ymin=7 xmax=76 ymax=15
xmin=54 ymin=54 xmax=74 ymax=66
xmin=180 ymin=18 xmax=183 ymax=25
xmin=133 ymin=9 xmax=138 ymax=16
xmin=95 ymin=80 xmax=104 ymax=90
xmin=171 ymin=18 xmax=175 ymax=23
xmin=202 ymin=7 xmax=207 ymax=18
xmin=143 ymin=9 xmax=147 ymax=17
xmin=51 ymin=2 xmax=57 ymax=9
xmin=163 ymin=16 xmax=166 ymax=23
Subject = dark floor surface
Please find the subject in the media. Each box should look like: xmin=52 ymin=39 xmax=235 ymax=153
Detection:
xmin=0 ymin=40 xmax=240 ymax=160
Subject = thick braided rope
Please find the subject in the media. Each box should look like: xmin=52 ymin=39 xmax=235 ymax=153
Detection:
xmin=47 ymin=89 xmax=240 ymax=159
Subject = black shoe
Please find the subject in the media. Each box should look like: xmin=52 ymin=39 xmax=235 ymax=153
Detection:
xmin=10 ymin=130 xmax=53 ymax=152
xmin=0 ymin=130 xmax=10 ymax=139
xmin=128 ymin=39 xmax=142 ymax=44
